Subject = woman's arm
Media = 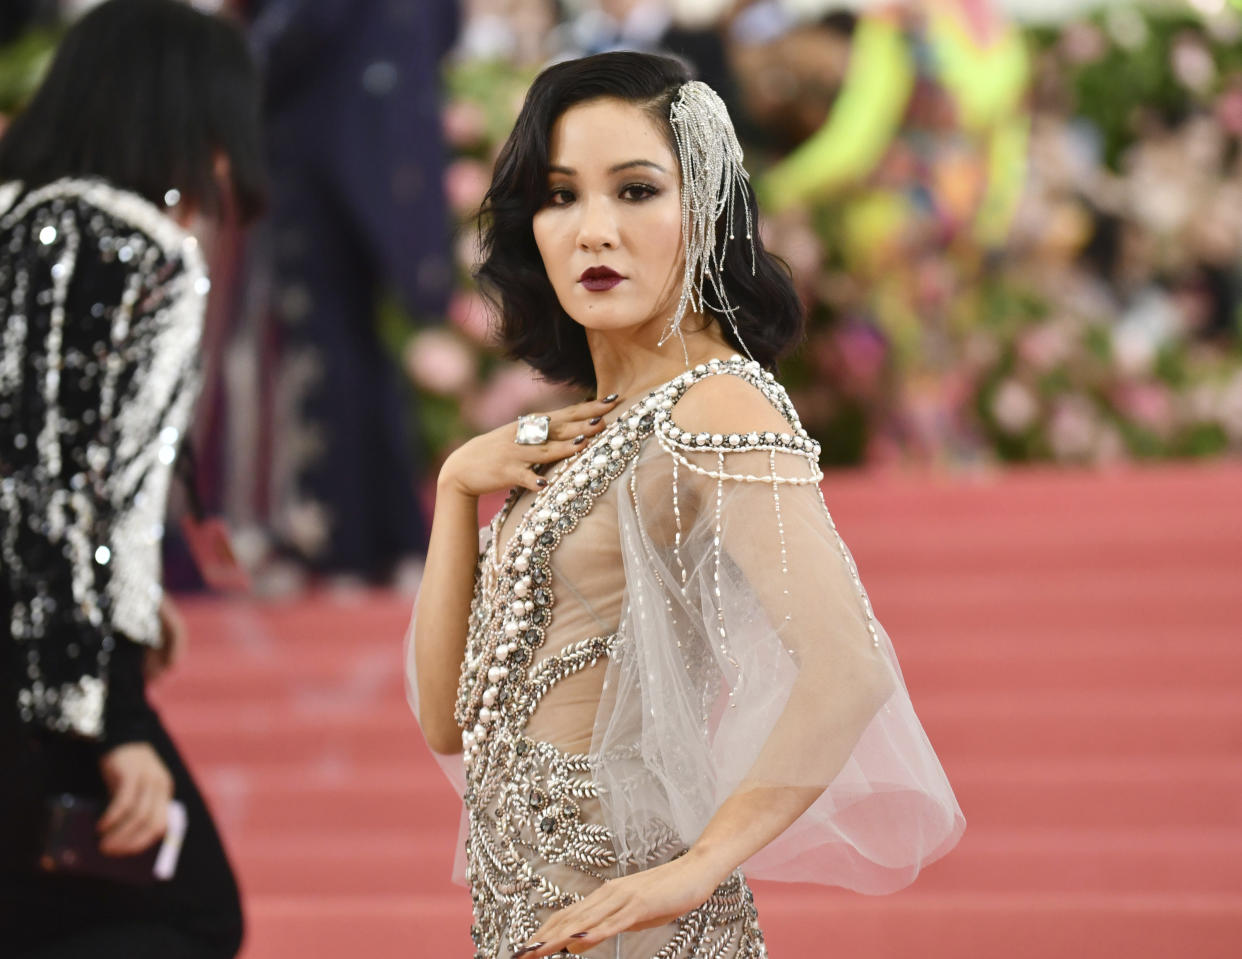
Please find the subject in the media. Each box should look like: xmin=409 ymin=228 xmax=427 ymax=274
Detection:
xmin=515 ymin=784 xmax=829 ymax=958
xmin=95 ymin=637 xmax=173 ymax=856
xmin=411 ymin=476 xmax=487 ymax=755
xmin=410 ymin=396 xmax=621 ymax=755
xmin=518 ymin=644 xmax=888 ymax=953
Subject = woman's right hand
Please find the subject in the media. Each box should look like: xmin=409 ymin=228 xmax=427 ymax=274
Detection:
xmin=438 ymin=393 xmax=621 ymax=498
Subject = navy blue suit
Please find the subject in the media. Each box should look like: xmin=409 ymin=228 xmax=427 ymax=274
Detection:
xmin=249 ymin=0 xmax=458 ymax=575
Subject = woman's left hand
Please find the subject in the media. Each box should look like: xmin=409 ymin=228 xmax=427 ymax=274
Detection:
xmin=97 ymin=742 xmax=174 ymax=855
xmin=514 ymin=852 xmax=727 ymax=957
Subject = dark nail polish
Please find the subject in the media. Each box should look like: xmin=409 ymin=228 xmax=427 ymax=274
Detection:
xmin=603 ymin=393 xmax=619 ymax=402
xmin=571 ymin=931 xmax=589 ymax=938
xmin=589 ymin=416 xmax=602 ymax=425
xmin=536 ymin=478 xmax=547 ymax=487
xmin=573 ymin=434 xmax=585 ymax=444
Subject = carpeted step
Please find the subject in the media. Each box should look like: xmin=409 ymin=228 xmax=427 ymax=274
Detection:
xmin=236 ymin=890 xmax=1242 ymax=959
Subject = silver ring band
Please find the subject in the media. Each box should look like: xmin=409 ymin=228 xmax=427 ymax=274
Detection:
xmin=514 ymin=413 xmax=551 ymax=446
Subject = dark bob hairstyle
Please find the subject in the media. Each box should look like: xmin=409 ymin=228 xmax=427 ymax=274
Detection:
xmin=0 ymin=0 xmax=266 ymax=222
xmin=475 ymin=51 xmax=803 ymax=391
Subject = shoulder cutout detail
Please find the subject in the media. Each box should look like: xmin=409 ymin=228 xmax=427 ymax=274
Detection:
xmin=650 ymin=358 xmax=823 ymax=477
xmin=669 ymin=366 xmax=798 ymax=439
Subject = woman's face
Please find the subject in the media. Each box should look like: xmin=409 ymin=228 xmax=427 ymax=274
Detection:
xmin=531 ymin=97 xmax=684 ymax=339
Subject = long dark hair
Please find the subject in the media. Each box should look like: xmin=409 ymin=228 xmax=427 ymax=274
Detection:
xmin=475 ymin=51 xmax=803 ymax=391
xmin=0 ymin=0 xmax=266 ymax=222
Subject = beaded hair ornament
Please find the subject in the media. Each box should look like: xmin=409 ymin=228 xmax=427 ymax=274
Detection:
xmin=661 ymin=80 xmax=757 ymax=361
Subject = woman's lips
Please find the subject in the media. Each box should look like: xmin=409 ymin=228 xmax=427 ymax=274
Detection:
xmin=579 ymin=267 xmax=623 ymax=292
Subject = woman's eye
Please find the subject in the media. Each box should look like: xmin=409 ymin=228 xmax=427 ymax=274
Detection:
xmin=620 ymin=183 xmax=657 ymax=201
xmin=547 ymin=188 xmax=574 ymax=206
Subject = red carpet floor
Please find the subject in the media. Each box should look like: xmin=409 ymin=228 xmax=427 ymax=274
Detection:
xmin=153 ymin=461 xmax=1242 ymax=958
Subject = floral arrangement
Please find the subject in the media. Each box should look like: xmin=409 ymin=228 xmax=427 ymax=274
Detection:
xmin=406 ymin=5 xmax=1242 ymax=471
xmin=352 ymin=5 xmax=1242 ymax=471
xmin=971 ymin=276 xmax=1242 ymax=463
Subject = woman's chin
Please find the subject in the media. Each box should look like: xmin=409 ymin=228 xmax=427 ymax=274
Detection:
xmin=568 ymin=307 xmax=654 ymax=334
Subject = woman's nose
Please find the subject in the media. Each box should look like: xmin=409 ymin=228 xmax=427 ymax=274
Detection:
xmin=576 ymin=195 xmax=619 ymax=251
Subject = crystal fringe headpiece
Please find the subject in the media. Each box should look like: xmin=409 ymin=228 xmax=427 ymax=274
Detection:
xmin=662 ymin=80 xmax=757 ymax=361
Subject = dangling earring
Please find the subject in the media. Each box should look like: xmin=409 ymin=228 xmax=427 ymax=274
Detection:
xmin=660 ymin=80 xmax=757 ymax=363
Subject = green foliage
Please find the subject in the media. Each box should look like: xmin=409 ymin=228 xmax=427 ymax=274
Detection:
xmin=1033 ymin=11 xmax=1242 ymax=170
xmin=0 ymin=28 xmax=57 ymax=114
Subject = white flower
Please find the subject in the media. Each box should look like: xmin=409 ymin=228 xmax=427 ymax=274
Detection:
xmin=992 ymin=379 xmax=1038 ymax=434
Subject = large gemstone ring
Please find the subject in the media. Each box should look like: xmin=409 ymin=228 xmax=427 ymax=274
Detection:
xmin=514 ymin=413 xmax=551 ymax=445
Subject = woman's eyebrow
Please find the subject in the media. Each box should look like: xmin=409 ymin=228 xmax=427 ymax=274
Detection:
xmin=609 ymin=159 xmax=669 ymax=174
xmin=548 ymin=160 xmax=670 ymax=176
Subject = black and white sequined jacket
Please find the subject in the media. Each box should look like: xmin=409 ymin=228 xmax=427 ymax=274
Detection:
xmin=1 ymin=177 xmax=208 ymax=739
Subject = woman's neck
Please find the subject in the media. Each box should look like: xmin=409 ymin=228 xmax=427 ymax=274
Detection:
xmin=587 ymin=316 xmax=738 ymax=405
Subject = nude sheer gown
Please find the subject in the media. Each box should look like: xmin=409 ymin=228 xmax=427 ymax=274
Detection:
xmin=406 ymin=356 xmax=964 ymax=958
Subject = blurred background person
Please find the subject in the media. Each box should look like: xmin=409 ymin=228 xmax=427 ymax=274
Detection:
xmin=550 ymin=0 xmax=746 ymax=126
xmin=221 ymin=0 xmax=459 ymax=591
xmin=0 ymin=1 xmax=265 ymax=956
xmin=759 ymin=0 xmax=1030 ymax=463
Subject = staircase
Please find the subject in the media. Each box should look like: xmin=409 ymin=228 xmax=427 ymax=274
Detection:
xmin=155 ymin=461 xmax=1242 ymax=958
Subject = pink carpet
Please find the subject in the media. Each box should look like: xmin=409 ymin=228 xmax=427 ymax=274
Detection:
xmin=153 ymin=461 xmax=1242 ymax=958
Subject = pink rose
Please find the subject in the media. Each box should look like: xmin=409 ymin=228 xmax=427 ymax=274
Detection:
xmin=1048 ymin=395 xmax=1099 ymax=461
xmin=404 ymin=329 xmax=476 ymax=396
xmin=465 ymin=364 xmax=563 ymax=431
xmin=444 ymin=159 xmax=491 ymax=216
xmin=449 ymin=290 xmax=495 ymax=344
xmin=1017 ymin=321 xmax=1073 ymax=373
xmin=442 ymin=100 xmax=488 ymax=149
xmin=1112 ymin=382 xmax=1173 ymax=437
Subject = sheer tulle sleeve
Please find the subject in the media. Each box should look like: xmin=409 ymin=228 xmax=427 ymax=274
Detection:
xmin=592 ymin=371 xmax=964 ymax=893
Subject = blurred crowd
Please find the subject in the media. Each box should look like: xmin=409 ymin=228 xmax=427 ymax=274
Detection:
xmin=3 ymin=0 xmax=1242 ymax=585
xmin=425 ymin=0 xmax=1242 ymax=471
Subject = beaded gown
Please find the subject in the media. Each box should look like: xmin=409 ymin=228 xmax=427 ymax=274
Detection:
xmin=407 ymin=355 xmax=964 ymax=959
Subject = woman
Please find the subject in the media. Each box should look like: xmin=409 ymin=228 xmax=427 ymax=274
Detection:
xmin=408 ymin=52 xmax=964 ymax=959
xmin=0 ymin=1 xmax=264 ymax=956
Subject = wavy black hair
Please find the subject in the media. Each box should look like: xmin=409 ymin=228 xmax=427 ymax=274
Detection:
xmin=0 ymin=0 xmax=266 ymax=222
xmin=475 ymin=51 xmax=803 ymax=391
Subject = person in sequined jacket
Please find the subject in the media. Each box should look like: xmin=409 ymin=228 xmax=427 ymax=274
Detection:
xmin=0 ymin=2 xmax=265 ymax=956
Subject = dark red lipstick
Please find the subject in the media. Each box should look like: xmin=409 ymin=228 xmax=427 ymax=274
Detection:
xmin=579 ymin=266 xmax=623 ymax=292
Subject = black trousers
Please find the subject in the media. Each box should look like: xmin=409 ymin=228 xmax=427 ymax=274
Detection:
xmin=0 ymin=667 xmax=244 ymax=958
